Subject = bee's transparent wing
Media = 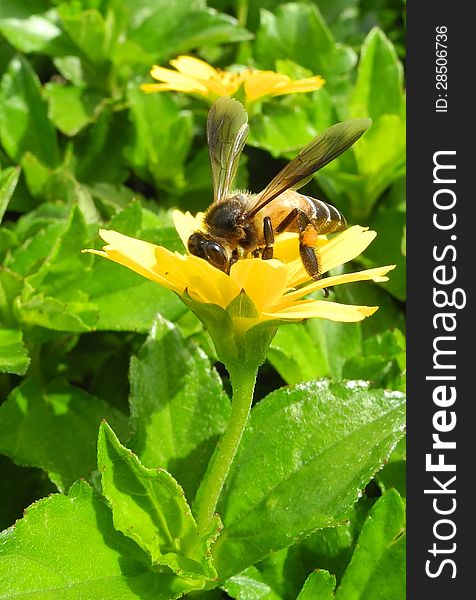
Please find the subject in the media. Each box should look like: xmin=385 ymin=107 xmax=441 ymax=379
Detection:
xmin=207 ymin=96 xmax=249 ymax=202
xmin=248 ymin=118 xmax=371 ymax=217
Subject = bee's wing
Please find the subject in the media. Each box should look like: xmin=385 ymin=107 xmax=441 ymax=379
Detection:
xmin=248 ymin=118 xmax=371 ymax=217
xmin=207 ymin=96 xmax=249 ymax=203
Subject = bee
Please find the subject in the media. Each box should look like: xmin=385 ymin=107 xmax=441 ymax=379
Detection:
xmin=188 ymin=96 xmax=371 ymax=281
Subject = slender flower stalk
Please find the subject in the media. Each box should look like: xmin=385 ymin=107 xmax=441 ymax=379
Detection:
xmin=196 ymin=364 xmax=258 ymax=534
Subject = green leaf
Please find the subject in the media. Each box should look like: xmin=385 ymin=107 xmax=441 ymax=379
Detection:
xmin=0 ymin=480 xmax=201 ymax=599
xmin=359 ymin=202 xmax=406 ymax=301
xmin=268 ymin=323 xmax=328 ymax=384
xmin=85 ymin=256 xmax=185 ymax=333
xmin=0 ymin=378 xmax=128 ymax=491
xmin=350 ymin=27 xmax=405 ymax=120
xmin=331 ymin=280 xmax=405 ymax=340
xmin=0 ymin=0 xmax=73 ymax=55
xmin=213 ymin=380 xmax=405 ymax=577
xmin=89 ymin=181 xmax=143 ymax=217
xmin=305 ymin=317 xmax=362 ymax=380
xmin=222 ymin=566 xmax=282 ymax=600
xmin=52 ymin=55 xmax=85 ymax=87
xmin=151 ymin=10 xmax=251 ymax=60
xmin=129 ymin=316 xmax=230 ymax=501
xmin=248 ymin=92 xmax=336 ymax=157
xmin=255 ymin=547 xmax=313 ymax=599
xmin=44 ymin=82 xmax=106 ymax=136
xmin=3 ymin=207 xmax=74 ymax=279
xmin=0 ymin=267 xmax=23 ymax=328
xmin=334 ymin=490 xmax=406 ymax=600
xmin=255 ymin=4 xmax=356 ymax=89
xmin=256 ymin=497 xmax=372 ymax=596
xmin=98 ymin=421 xmax=218 ymax=580
xmin=343 ymin=329 xmax=406 ymax=391
xmin=15 ymin=293 xmax=98 ymax=332
xmin=0 ymin=55 xmax=60 ymax=168
xmin=0 ymin=328 xmax=30 ymax=375
xmin=316 ymin=120 xmax=405 ymax=221
xmin=124 ymin=0 xmax=251 ymax=61
xmin=15 ymin=206 xmax=99 ymax=332
xmin=20 ymin=152 xmax=100 ymax=223
xmin=297 ymin=570 xmax=336 ymax=600
xmin=56 ymin=3 xmax=110 ymax=65
xmin=311 ymin=29 xmax=405 ymax=221
xmin=82 ymin=202 xmax=186 ymax=333
xmin=0 ymin=455 xmax=55 ymax=531
xmin=72 ymin=106 xmax=130 ymax=185
xmin=110 ymin=198 xmax=150 ymax=234
xmin=0 ymin=228 xmax=17 ymax=265
xmin=125 ymin=88 xmax=193 ymax=191
xmin=21 ymin=204 xmax=91 ymax=294
xmin=352 ymin=114 xmax=406 ymax=213
xmin=375 ymin=437 xmax=406 ymax=498
xmin=10 ymin=201 xmax=71 ymax=245
xmin=0 ymin=166 xmax=20 ymax=224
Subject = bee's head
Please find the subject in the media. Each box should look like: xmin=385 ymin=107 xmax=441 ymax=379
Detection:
xmin=188 ymin=231 xmax=229 ymax=273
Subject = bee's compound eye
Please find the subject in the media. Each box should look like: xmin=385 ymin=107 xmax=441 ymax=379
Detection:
xmin=188 ymin=232 xmax=206 ymax=259
xmin=205 ymin=242 xmax=227 ymax=270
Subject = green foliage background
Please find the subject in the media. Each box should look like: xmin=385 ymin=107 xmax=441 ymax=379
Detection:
xmin=0 ymin=1 xmax=405 ymax=598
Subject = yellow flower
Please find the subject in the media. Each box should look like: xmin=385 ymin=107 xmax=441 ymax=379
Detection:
xmin=84 ymin=210 xmax=394 ymax=332
xmin=140 ymin=56 xmax=324 ymax=105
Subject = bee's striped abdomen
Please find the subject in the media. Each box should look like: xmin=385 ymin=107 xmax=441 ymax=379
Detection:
xmin=303 ymin=195 xmax=347 ymax=234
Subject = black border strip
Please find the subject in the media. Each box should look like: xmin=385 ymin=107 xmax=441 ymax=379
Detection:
xmin=407 ymin=2 xmax=473 ymax=596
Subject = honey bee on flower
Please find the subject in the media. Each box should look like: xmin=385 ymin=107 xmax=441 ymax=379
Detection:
xmin=187 ymin=96 xmax=371 ymax=285
xmin=84 ymin=97 xmax=394 ymax=336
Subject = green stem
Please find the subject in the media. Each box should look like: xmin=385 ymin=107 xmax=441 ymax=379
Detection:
xmin=235 ymin=0 xmax=251 ymax=64
xmin=236 ymin=0 xmax=249 ymax=28
xmin=197 ymin=364 xmax=258 ymax=535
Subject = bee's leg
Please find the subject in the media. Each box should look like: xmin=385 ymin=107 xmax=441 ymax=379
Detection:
xmin=276 ymin=208 xmax=299 ymax=234
xmin=300 ymin=224 xmax=330 ymax=296
xmin=261 ymin=216 xmax=275 ymax=260
xmin=300 ymin=238 xmax=329 ymax=296
xmin=298 ymin=215 xmax=321 ymax=279
xmin=228 ymin=249 xmax=239 ymax=273
xmin=277 ymin=209 xmax=328 ymax=295
xmin=299 ymin=215 xmax=329 ymax=293
xmin=276 ymin=209 xmax=321 ymax=277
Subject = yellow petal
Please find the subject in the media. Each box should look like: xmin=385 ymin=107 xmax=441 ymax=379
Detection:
xmin=169 ymin=56 xmax=219 ymax=79
xmin=149 ymin=65 xmax=209 ymax=93
xmin=242 ymin=70 xmax=288 ymax=102
xmin=273 ymin=233 xmax=332 ymax=285
xmin=230 ymin=258 xmax=290 ymax=311
xmin=272 ymin=232 xmax=300 ymax=261
xmin=319 ymin=226 xmax=377 ymax=273
xmin=140 ymin=83 xmax=177 ymax=93
xmin=264 ymin=300 xmax=378 ymax=322
xmin=170 ymin=253 xmax=240 ymax=306
xmin=92 ymin=229 xmax=239 ymax=306
xmin=243 ymin=70 xmax=324 ymax=102
xmin=97 ymin=230 xmax=199 ymax=297
xmin=99 ymin=229 xmax=164 ymax=272
xmin=172 ymin=210 xmax=206 ymax=250
xmin=281 ymin=265 xmax=396 ymax=304
xmin=269 ymin=75 xmax=325 ymax=97
xmin=86 ymin=231 xmax=178 ymax=291
xmin=200 ymin=75 xmax=241 ymax=97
